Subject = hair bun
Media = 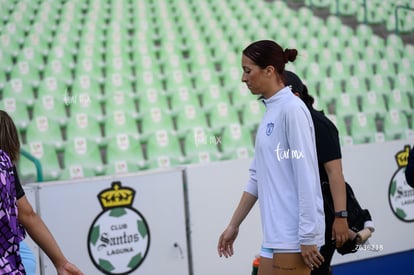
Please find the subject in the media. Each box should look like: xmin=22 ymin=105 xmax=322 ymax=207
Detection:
xmin=284 ymin=49 xmax=298 ymax=63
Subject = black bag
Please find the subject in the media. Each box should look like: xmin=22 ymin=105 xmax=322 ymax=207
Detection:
xmin=321 ymin=182 xmax=373 ymax=255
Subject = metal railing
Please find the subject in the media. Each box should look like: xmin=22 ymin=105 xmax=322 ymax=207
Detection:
xmin=20 ymin=148 xmax=43 ymax=182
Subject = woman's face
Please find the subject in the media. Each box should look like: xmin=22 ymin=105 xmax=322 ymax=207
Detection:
xmin=241 ymin=54 xmax=272 ymax=98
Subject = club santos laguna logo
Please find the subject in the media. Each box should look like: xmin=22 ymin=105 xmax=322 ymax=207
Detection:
xmin=388 ymin=145 xmax=414 ymax=222
xmin=88 ymin=181 xmax=150 ymax=275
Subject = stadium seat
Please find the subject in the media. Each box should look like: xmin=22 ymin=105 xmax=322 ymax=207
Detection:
xmin=392 ymin=72 xmax=414 ymax=92
xmin=62 ymin=137 xmax=105 ymax=179
xmin=65 ymin=113 xmax=104 ymax=145
xmin=31 ymin=94 xmax=69 ymax=126
xmin=240 ymin=99 xmax=265 ymax=131
xmin=182 ymin=126 xmax=221 ymax=164
xmin=173 ymin=103 xmax=209 ymax=137
xmin=206 ymin=101 xmax=241 ymax=134
xmin=143 ymin=130 xmax=186 ymax=169
xmin=138 ymin=87 xmax=170 ymax=113
xmin=199 ymin=84 xmax=231 ymax=109
xmin=105 ymin=133 xmax=147 ymax=174
xmin=18 ymin=142 xmax=61 ymax=182
xmin=24 ymin=115 xmax=64 ymax=149
xmin=103 ymin=110 xmax=140 ymax=140
xmin=2 ymin=78 xmax=36 ymax=104
xmin=368 ymin=74 xmax=392 ymax=95
xmin=218 ymin=123 xmax=254 ymax=160
xmin=68 ymin=92 xmax=104 ymax=121
xmin=2 ymin=97 xmax=31 ymax=131
xmin=385 ymin=89 xmax=412 ymax=114
xmin=325 ymin=114 xmax=351 ymax=145
xmin=104 ymin=90 xmax=138 ymax=118
xmin=359 ymin=91 xmax=387 ymax=114
xmin=349 ymin=112 xmax=383 ymax=144
xmin=380 ymin=109 xmax=414 ymax=141
xmin=334 ymin=93 xmax=360 ymax=117
xmin=167 ymin=86 xmax=201 ymax=112
xmin=138 ymin=106 xmax=175 ymax=139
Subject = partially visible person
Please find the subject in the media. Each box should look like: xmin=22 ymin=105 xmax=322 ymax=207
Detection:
xmin=406 ymin=146 xmax=414 ymax=188
xmin=284 ymin=71 xmax=348 ymax=275
xmin=217 ymin=40 xmax=325 ymax=275
xmin=20 ymin=241 xmax=37 ymax=275
xmin=0 ymin=109 xmax=84 ymax=275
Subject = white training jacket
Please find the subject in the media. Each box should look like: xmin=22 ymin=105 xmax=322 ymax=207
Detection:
xmin=245 ymin=86 xmax=325 ymax=250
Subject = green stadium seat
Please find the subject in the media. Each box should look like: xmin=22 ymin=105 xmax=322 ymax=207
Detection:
xmin=200 ymin=84 xmax=231 ymax=109
xmin=369 ymin=74 xmax=392 ymax=94
xmin=386 ymin=89 xmax=412 ymax=113
xmin=393 ymin=72 xmax=414 ymax=92
xmin=62 ymin=137 xmax=105 ymax=179
xmin=43 ymin=58 xmax=72 ymax=81
xmin=359 ymin=91 xmax=387 ymax=114
xmin=193 ymin=67 xmax=221 ymax=94
xmin=218 ymin=123 xmax=254 ymax=160
xmin=65 ymin=113 xmax=104 ymax=145
xmin=335 ymin=93 xmax=360 ymax=117
xmin=182 ymin=126 xmax=221 ymax=164
xmin=206 ymin=101 xmax=241 ymax=134
xmin=18 ymin=142 xmax=61 ymax=182
xmin=9 ymin=60 xmax=41 ymax=93
xmin=349 ymin=112 xmax=382 ymax=144
xmin=173 ymin=104 xmax=209 ymax=137
xmin=141 ymin=109 xmax=176 ymax=140
xmin=167 ymin=86 xmax=201 ymax=112
xmin=68 ymin=92 xmax=104 ymax=121
xmin=375 ymin=58 xmax=397 ymax=76
xmin=328 ymin=61 xmax=351 ymax=78
xmin=164 ymin=69 xmax=193 ymax=97
xmin=24 ymin=116 xmax=64 ymax=149
xmin=2 ymin=78 xmax=36 ymax=104
xmin=105 ymin=133 xmax=147 ymax=174
xmin=138 ymin=86 xmax=170 ymax=111
xmin=320 ymin=77 xmax=344 ymax=96
xmin=240 ymin=99 xmax=265 ymax=131
xmin=396 ymin=57 xmax=412 ymax=74
xmin=380 ymin=109 xmax=414 ymax=141
xmin=104 ymin=91 xmax=138 ymax=118
xmin=103 ymin=110 xmax=140 ymax=140
xmin=228 ymin=83 xmax=253 ymax=108
xmin=326 ymin=114 xmax=351 ymax=145
xmin=345 ymin=76 xmax=368 ymax=94
xmin=37 ymin=76 xmax=70 ymax=98
xmin=31 ymin=94 xmax=69 ymax=126
xmin=2 ymin=97 xmax=31 ymax=130
xmin=336 ymin=0 xmax=359 ymax=16
xmin=143 ymin=130 xmax=186 ymax=169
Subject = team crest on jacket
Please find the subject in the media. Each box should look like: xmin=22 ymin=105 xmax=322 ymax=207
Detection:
xmin=266 ymin=122 xmax=274 ymax=136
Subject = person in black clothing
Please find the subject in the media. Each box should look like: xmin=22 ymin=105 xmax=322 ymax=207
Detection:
xmin=284 ymin=71 xmax=349 ymax=275
xmin=406 ymin=146 xmax=414 ymax=188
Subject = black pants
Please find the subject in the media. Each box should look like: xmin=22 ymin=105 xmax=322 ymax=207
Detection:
xmin=312 ymin=189 xmax=336 ymax=275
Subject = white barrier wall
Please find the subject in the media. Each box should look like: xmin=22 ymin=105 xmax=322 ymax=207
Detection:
xmin=22 ymin=139 xmax=414 ymax=275
xmin=332 ymin=139 xmax=414 ymax=265
xmin=26 ymin=168 xmax=189 ymax=275
xmin=185 ymin=160 xmax=262 ymax=275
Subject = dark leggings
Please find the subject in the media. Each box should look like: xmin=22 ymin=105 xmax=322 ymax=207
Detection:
xmin=312 ymin=198 xmax=335 ymax=275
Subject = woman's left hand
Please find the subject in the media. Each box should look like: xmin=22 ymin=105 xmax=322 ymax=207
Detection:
xmin=300 ymin=244 xmax=324 ymax=270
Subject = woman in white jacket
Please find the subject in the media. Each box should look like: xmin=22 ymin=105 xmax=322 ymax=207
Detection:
xmin=217 ymin=40 xmax=325 ymax=275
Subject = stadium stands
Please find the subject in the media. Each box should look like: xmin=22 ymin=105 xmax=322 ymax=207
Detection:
xmin=0 ymin=0 xmax=412 ymax=181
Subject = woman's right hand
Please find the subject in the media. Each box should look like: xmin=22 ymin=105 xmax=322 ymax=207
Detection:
xmin=217 ymin=225 xmax=239 ymax=258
